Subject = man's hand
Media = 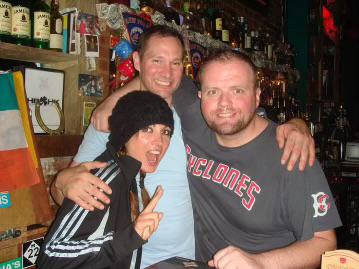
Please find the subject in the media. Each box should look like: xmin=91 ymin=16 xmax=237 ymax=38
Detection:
xmin=55 ymin=162 xmax=112 ymax=211
xmin=134 ymin=186 xmax=164 ymax=241
xmin=90 ymin=99 xmax=114 ymax=132
xmin=208 ymin=246 xmax=264 ymax=269
xmin=276 ymin=119 xmax=315 ymax=171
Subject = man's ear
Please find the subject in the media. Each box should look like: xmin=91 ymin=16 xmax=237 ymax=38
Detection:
xmin=133 ymin=51 xmax=141 ymax=72
xmin=198 ymin=91 xmax=202 ymax=99
xmin=255 ymin=88 xmax=261 ymax=108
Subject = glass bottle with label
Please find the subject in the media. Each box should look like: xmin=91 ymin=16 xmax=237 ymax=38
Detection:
xmin=32 ymin=0 xmax=50 ymax=49
xmin=214 ymin=7 xmax=222 ymax=40
xmin=0 ymin=0 xmax=12 ymax=42
xmin=221 ymin=13 xmax=229 ymax=44
xmin=11 ymin=0 xmax=31 ymax=46
xmin=49 ymin=0 xmax=62 ymax=51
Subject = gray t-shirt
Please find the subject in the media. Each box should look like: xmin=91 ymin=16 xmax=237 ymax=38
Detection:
xmin=174 ymin=77 xmax=342 ymax=262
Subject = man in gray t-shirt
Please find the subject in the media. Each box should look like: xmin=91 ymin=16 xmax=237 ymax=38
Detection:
xmin=173 ymin=49 xmax=341 ymax=268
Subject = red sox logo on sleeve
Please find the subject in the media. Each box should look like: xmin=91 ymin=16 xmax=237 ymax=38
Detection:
xmin=312 ymin=192 xmax=331 ymax=217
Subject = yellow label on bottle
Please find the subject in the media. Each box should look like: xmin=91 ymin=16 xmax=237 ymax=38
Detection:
xmin=222 ymin=30 xmax=229 ymax=42
xmin=0 ymin=1 xmax=11 ymax=33
xmin=215 ymin=18 xmax=222 ymax=30
xmin=34 ymin=11 xmax=50 ymax=40
xmin=11 ymin=6 xmax=30 ymax=37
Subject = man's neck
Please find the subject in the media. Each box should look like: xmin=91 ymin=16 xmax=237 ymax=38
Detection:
xmin=215 ymin=116 xmax=268 ymax=148
xmin=140 ymin=83 xmax=173 ymax=107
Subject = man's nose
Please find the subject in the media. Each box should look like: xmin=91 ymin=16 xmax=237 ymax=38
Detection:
xmin=160 ymin=63 xmax=172 ymax=78
xmin=218 ymin=93 xmax=231 ymax=107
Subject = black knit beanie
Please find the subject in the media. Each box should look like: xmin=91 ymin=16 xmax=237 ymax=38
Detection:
xmin=108 ymin=91 xmax=174 ymax=151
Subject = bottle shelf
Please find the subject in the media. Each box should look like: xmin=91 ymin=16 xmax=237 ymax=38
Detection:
xmin=0 ymin=42 xmax=78 ymax=64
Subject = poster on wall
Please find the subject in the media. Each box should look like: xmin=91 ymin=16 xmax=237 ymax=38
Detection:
xmin=24 ymin=67 xmax=64 ymax=134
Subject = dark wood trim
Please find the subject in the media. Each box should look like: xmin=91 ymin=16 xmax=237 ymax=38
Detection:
xmin=35 ymin=134 xmax=83 ymax=158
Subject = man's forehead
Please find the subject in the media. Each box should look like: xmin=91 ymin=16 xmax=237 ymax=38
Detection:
xmin=142 ymin=36 xmax=183 ymax=55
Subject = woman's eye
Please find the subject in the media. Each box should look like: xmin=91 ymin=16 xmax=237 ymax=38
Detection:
xmin=162 ymin=129 xmax=171 ymax=136
xmin=141 ymin=127 xmax=153 ymax=133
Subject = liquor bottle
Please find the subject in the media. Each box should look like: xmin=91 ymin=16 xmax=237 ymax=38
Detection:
xmin=0 ymin=0 xmax=12 ymax=42
xmin=140 ymin=0 xmax=154 ymax=14
xmin=244 ymin=26 xmax=251 ymax=51
xmin=264 ymin=33 xmax=273 ymax=60
xmin=221 ymin=13 xmax=229 ymax=44
xmin=11 ymin=0 xmax=31 ymax=46
xmin=229 ymin=15 xmax=239 ymax=49
xmin=32 ymin=0 xmax=50 ymax=49
xmin=163 ymin=0 xmax=181 ymax=25
xmin=252 ymin=30 xmax=259 ymax=51
xmin=204 ymin=0 xmax=215 ymax=37
xmin=330 ymin=105 xmax=350 ymax=162
xmin=214 ymin=6 xmax=222 ymax=40
xmin=183 ymin=0 xmax=190 ymax=14
xmin=49 ymin=0 xmax=62 ymax=51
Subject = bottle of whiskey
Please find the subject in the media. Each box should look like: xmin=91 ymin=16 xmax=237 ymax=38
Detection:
xmin=49 ymin=0 xmax=62 ymax=51
xmin=32 ymin=0 xmax=50 ymax=49
xmin=0 ymin=0 xmax=12 ymax=42
xmin=162 ymin=0 xmax=181 ymax=25
xmin=214 ymin=6 xmax=222 ymax=40
xmin=11 ymin=0 xmax=31 ymax=46
xmin=221 ymin=13 xmax=229 ymax=44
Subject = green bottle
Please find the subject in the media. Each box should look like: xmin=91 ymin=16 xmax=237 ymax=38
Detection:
xmin=32 ymin=0 xmax=50 ymax=49
xmin=11 ymin=0 xmax=31 ymax=46
xmin=0 ymin=0 xmax=12 ymax=42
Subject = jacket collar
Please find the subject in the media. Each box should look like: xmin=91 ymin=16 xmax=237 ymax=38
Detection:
xmin=106 ymin=143 xmax=142 ymax=182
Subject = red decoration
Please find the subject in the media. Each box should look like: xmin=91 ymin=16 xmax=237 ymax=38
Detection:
xmin=322 ymin=5 xmax=339 ymax=44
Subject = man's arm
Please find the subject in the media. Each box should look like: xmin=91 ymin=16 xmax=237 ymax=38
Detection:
xmin=50 ymin=161 xmax=110 ymax=211
xmin=91 ymin=77 xmax=141 ymax=131
xmin=276 ymin=118 xmax=316 ymax=171
xmin=209 ymin=230 xmax=336 ymax=269
xmin=51 ymin=78 xmax=141 ymax=209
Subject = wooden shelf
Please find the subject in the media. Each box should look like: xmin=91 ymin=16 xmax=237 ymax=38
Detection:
xmin=0 ymin=42 xmax=78 ymax=64
xmin=35 ymin=134 xmax=83 ymax=158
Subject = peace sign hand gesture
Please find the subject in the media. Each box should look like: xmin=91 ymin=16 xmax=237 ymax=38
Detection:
xmin=134 ymin=186 xmax=164 ymax=241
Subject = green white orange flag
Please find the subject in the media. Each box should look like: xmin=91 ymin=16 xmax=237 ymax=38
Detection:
xmin=0 ymin=72 xmax=40 ymax=191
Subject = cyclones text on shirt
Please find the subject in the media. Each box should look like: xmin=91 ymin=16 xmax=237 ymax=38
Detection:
xmin=186 ymin=144 xmax=261 ymax=211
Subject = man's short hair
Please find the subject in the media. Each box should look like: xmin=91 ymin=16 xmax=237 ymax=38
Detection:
xmin=199 ymin=48 xmax=258 ymax=88
xmin=137 ymin=25 xmax=185 ymax=58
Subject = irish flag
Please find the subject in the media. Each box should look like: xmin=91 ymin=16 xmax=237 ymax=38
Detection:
xmin=0 ymin=72 xmax=40 ymax=191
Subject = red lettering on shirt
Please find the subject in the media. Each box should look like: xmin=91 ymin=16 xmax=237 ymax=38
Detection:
xmin=242 ymin=181 xmax=261 ymax=211
xmin=223 ymin=168 xmax=241 ymax=190
xmin=212 ymin=164 xmax=229 ymax=184
xmin=193 ymin=158 xmax=207 ymax=176
xmin=203 ymin=160 xmax=214 ymax=180
xmin=185 ymin=144 xmax=261 ymax=210
xmin=188 ymin=154 xmax=197 ymax=173
xmin=234 ymin=174 xmax=251 ymax=197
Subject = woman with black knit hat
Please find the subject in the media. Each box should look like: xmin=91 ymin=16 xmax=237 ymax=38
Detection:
xmin=37 ymin=91 xmax=174 ymax=269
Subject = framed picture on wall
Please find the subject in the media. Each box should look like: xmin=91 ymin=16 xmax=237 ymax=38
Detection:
xmin=24 ymin=67 xmax=65 ymax=134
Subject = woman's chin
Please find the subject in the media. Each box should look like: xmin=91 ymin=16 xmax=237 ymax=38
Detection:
xmin=140 ymin=165 xmax=158 ymax=174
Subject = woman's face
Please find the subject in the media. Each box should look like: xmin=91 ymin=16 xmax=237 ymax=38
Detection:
xmin=125 ymin=124 xmax=172 ymax=173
